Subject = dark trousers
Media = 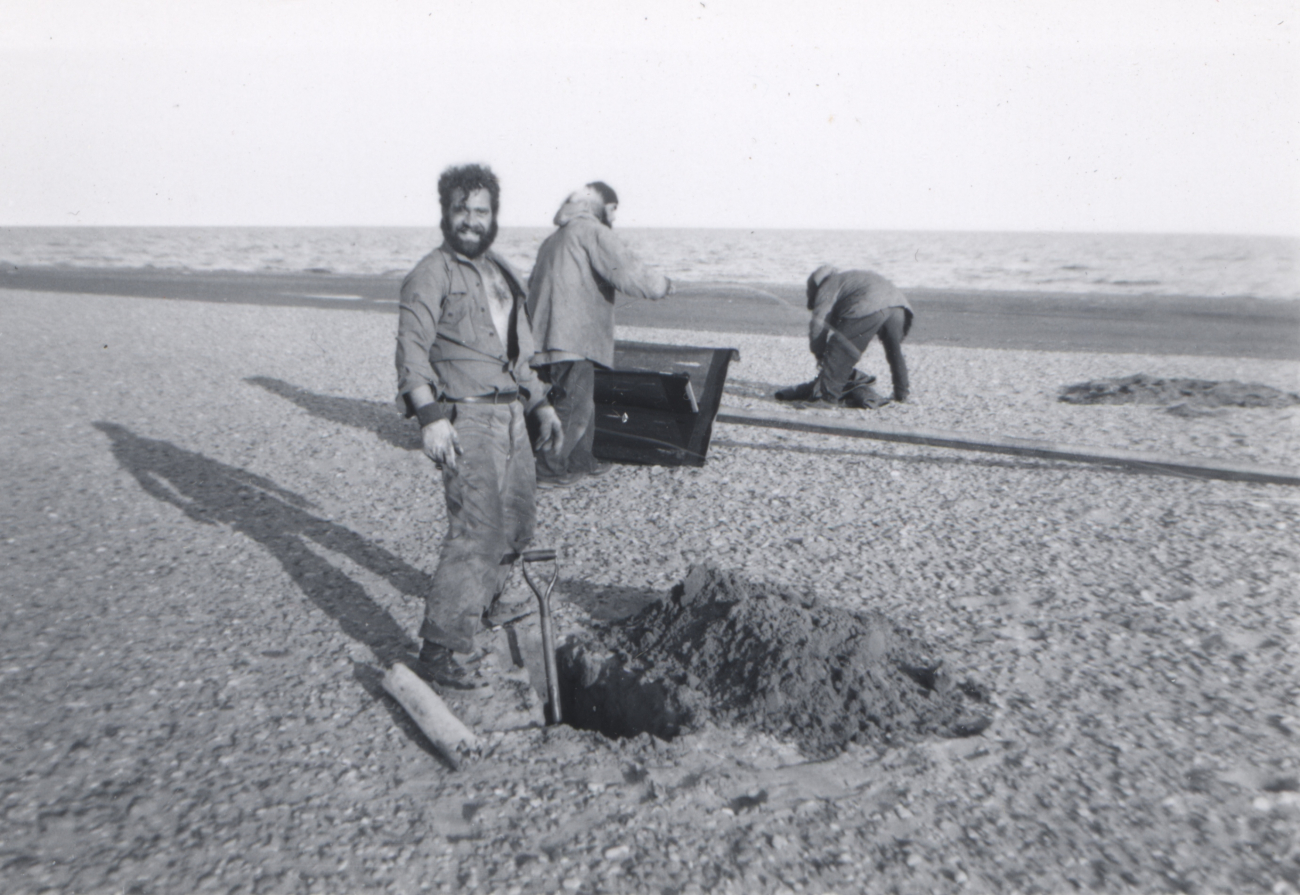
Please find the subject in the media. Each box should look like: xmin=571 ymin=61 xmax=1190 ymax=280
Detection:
xmin=814 ymin=307 xmax=910 ymax=404
xmin=533 ymin=360 xmax=598 ymax=478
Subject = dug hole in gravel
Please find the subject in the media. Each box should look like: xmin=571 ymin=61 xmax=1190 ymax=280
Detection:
xmin=554 ymin=564 xmax=991 ymax=757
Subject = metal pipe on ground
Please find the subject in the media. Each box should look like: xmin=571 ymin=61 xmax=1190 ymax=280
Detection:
xmin=382 ymin=664 xmax=480 ymax=770
xmin=715 ymin=407 xmax=1300 ymax=487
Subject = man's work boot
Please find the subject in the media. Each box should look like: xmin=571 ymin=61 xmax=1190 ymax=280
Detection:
xmin=774 ymin=380 xmax=817 ymax=401
xmin=536 ymin=471 xmax=581 ymax=491
xmin=842 ymin=384 xmax=891 ymax=409
xmin=414 ymin=640 xmax=486 ymax=690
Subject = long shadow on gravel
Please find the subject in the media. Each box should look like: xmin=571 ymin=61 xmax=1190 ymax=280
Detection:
xmin=245 ymin=376 xmax=420 ymax=451
xmin=95 ymin=422 xmax=420 ymax=666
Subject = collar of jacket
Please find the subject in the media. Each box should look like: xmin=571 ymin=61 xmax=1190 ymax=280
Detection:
xmin=435 ymin=242 xmax=526 ymax=300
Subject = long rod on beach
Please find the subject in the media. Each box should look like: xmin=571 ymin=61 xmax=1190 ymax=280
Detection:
xmin=715 ymin=407 xmax=1300 ymax=487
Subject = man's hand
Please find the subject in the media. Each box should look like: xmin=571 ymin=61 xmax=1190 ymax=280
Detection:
xmin=533 ymin=405 xmax=565 ymax=459
xmin=421 ymin=419 xmax=462 ymax=470
xmin=809 ymin=310 xmax=829 ymax=345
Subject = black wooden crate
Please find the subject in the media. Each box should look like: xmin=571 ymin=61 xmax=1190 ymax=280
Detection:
xmin=592 ymin=341 xmax=739 ymax=467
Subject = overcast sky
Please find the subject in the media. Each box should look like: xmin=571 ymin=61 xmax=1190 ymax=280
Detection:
xmin=2 ymin=0 xmax=1297 ymax=234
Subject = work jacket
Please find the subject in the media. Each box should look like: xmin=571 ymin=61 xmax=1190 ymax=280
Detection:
xmin=526 ymin=209 xmax=670 ymax=369
xmin=395 ymin=243 xmax=547 ymax=424
xmin=810 ymin=269 xmax=914 ymax=337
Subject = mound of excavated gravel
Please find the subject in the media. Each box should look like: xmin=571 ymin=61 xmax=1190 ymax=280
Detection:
xmin=560 ymin=565 xmax=989 ymax=757
xmin=1059 ymin=373 xmax=1300 ymax=408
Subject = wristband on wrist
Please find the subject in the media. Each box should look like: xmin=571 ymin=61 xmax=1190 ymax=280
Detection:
xmin=415 ymin=402 xmax=446 ymax=428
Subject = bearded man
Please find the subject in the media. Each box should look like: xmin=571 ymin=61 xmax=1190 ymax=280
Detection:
xmin=395 ymin=163 xmax=564 ymax=689
xmin=525 ymin=182 xmax=674 ymax=486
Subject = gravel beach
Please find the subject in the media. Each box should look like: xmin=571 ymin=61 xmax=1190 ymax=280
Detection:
xmin=2 ymin=288 xmax=1297 ymax=894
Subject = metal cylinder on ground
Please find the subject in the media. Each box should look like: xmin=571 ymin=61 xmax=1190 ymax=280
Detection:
xmin=382 ymin=663 xmax=480 ymax=770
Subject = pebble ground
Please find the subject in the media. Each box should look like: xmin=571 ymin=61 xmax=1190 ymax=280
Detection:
xmin=2 ymin=290 xmax=1297 ymax=894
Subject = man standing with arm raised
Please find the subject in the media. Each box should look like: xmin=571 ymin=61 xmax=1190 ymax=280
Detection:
xmin=526 ymin=182 xmax=674 ymax=487
xmin=395 ymin=163 xmax=564 ymax=690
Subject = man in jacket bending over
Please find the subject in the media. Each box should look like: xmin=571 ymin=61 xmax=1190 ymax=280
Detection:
xmin=526 ymin=182 xmax=674 ymax=486
xmin=395 ymin=163 xmax=564 ymax=690
xmin=775 ymin=265 xmax=914 ymax=409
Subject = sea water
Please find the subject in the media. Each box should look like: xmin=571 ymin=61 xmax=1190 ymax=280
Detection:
xmin=1 ymin=226 xmax=1296 ymax=300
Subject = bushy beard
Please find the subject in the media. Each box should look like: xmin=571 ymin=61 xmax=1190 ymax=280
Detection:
xmin=441 ymin=215 xmax=498 ymax=258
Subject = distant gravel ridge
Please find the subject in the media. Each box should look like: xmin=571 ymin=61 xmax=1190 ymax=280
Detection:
xmin=2 ymin=289 xmax=1297 ymax=894
xmin=1059 ymin=372 xmax=1300 ymax=408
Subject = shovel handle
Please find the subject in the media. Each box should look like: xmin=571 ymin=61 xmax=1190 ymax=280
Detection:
xmin=538 ymin=591 xmax=562 ymax=725
xmin=517 ymin=547 xmax=562 ymax=725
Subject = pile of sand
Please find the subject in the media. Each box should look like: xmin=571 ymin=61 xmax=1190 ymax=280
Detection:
xmin=1059 ymin=373 xmax=1300 ymax=408
xmin=558 ymin=565 xmax=990 ymax=757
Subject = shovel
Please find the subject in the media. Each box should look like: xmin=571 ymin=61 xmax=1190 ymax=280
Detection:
xmin=521 ymin=548 xmax=563 ymax=725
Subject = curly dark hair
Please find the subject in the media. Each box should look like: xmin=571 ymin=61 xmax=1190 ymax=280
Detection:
xmin=437 ymin=164 xmax=500 ymax=216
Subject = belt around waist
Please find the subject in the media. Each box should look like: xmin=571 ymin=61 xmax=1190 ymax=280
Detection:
xmin=442 ymin=390 xmax=520 ymax=405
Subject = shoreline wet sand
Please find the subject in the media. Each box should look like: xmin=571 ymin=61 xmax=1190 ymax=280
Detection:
xmin=4 ymin=264 xmax=1298 ymax=359
xmin=1 ymin=286 xmax=1297 ymax=894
